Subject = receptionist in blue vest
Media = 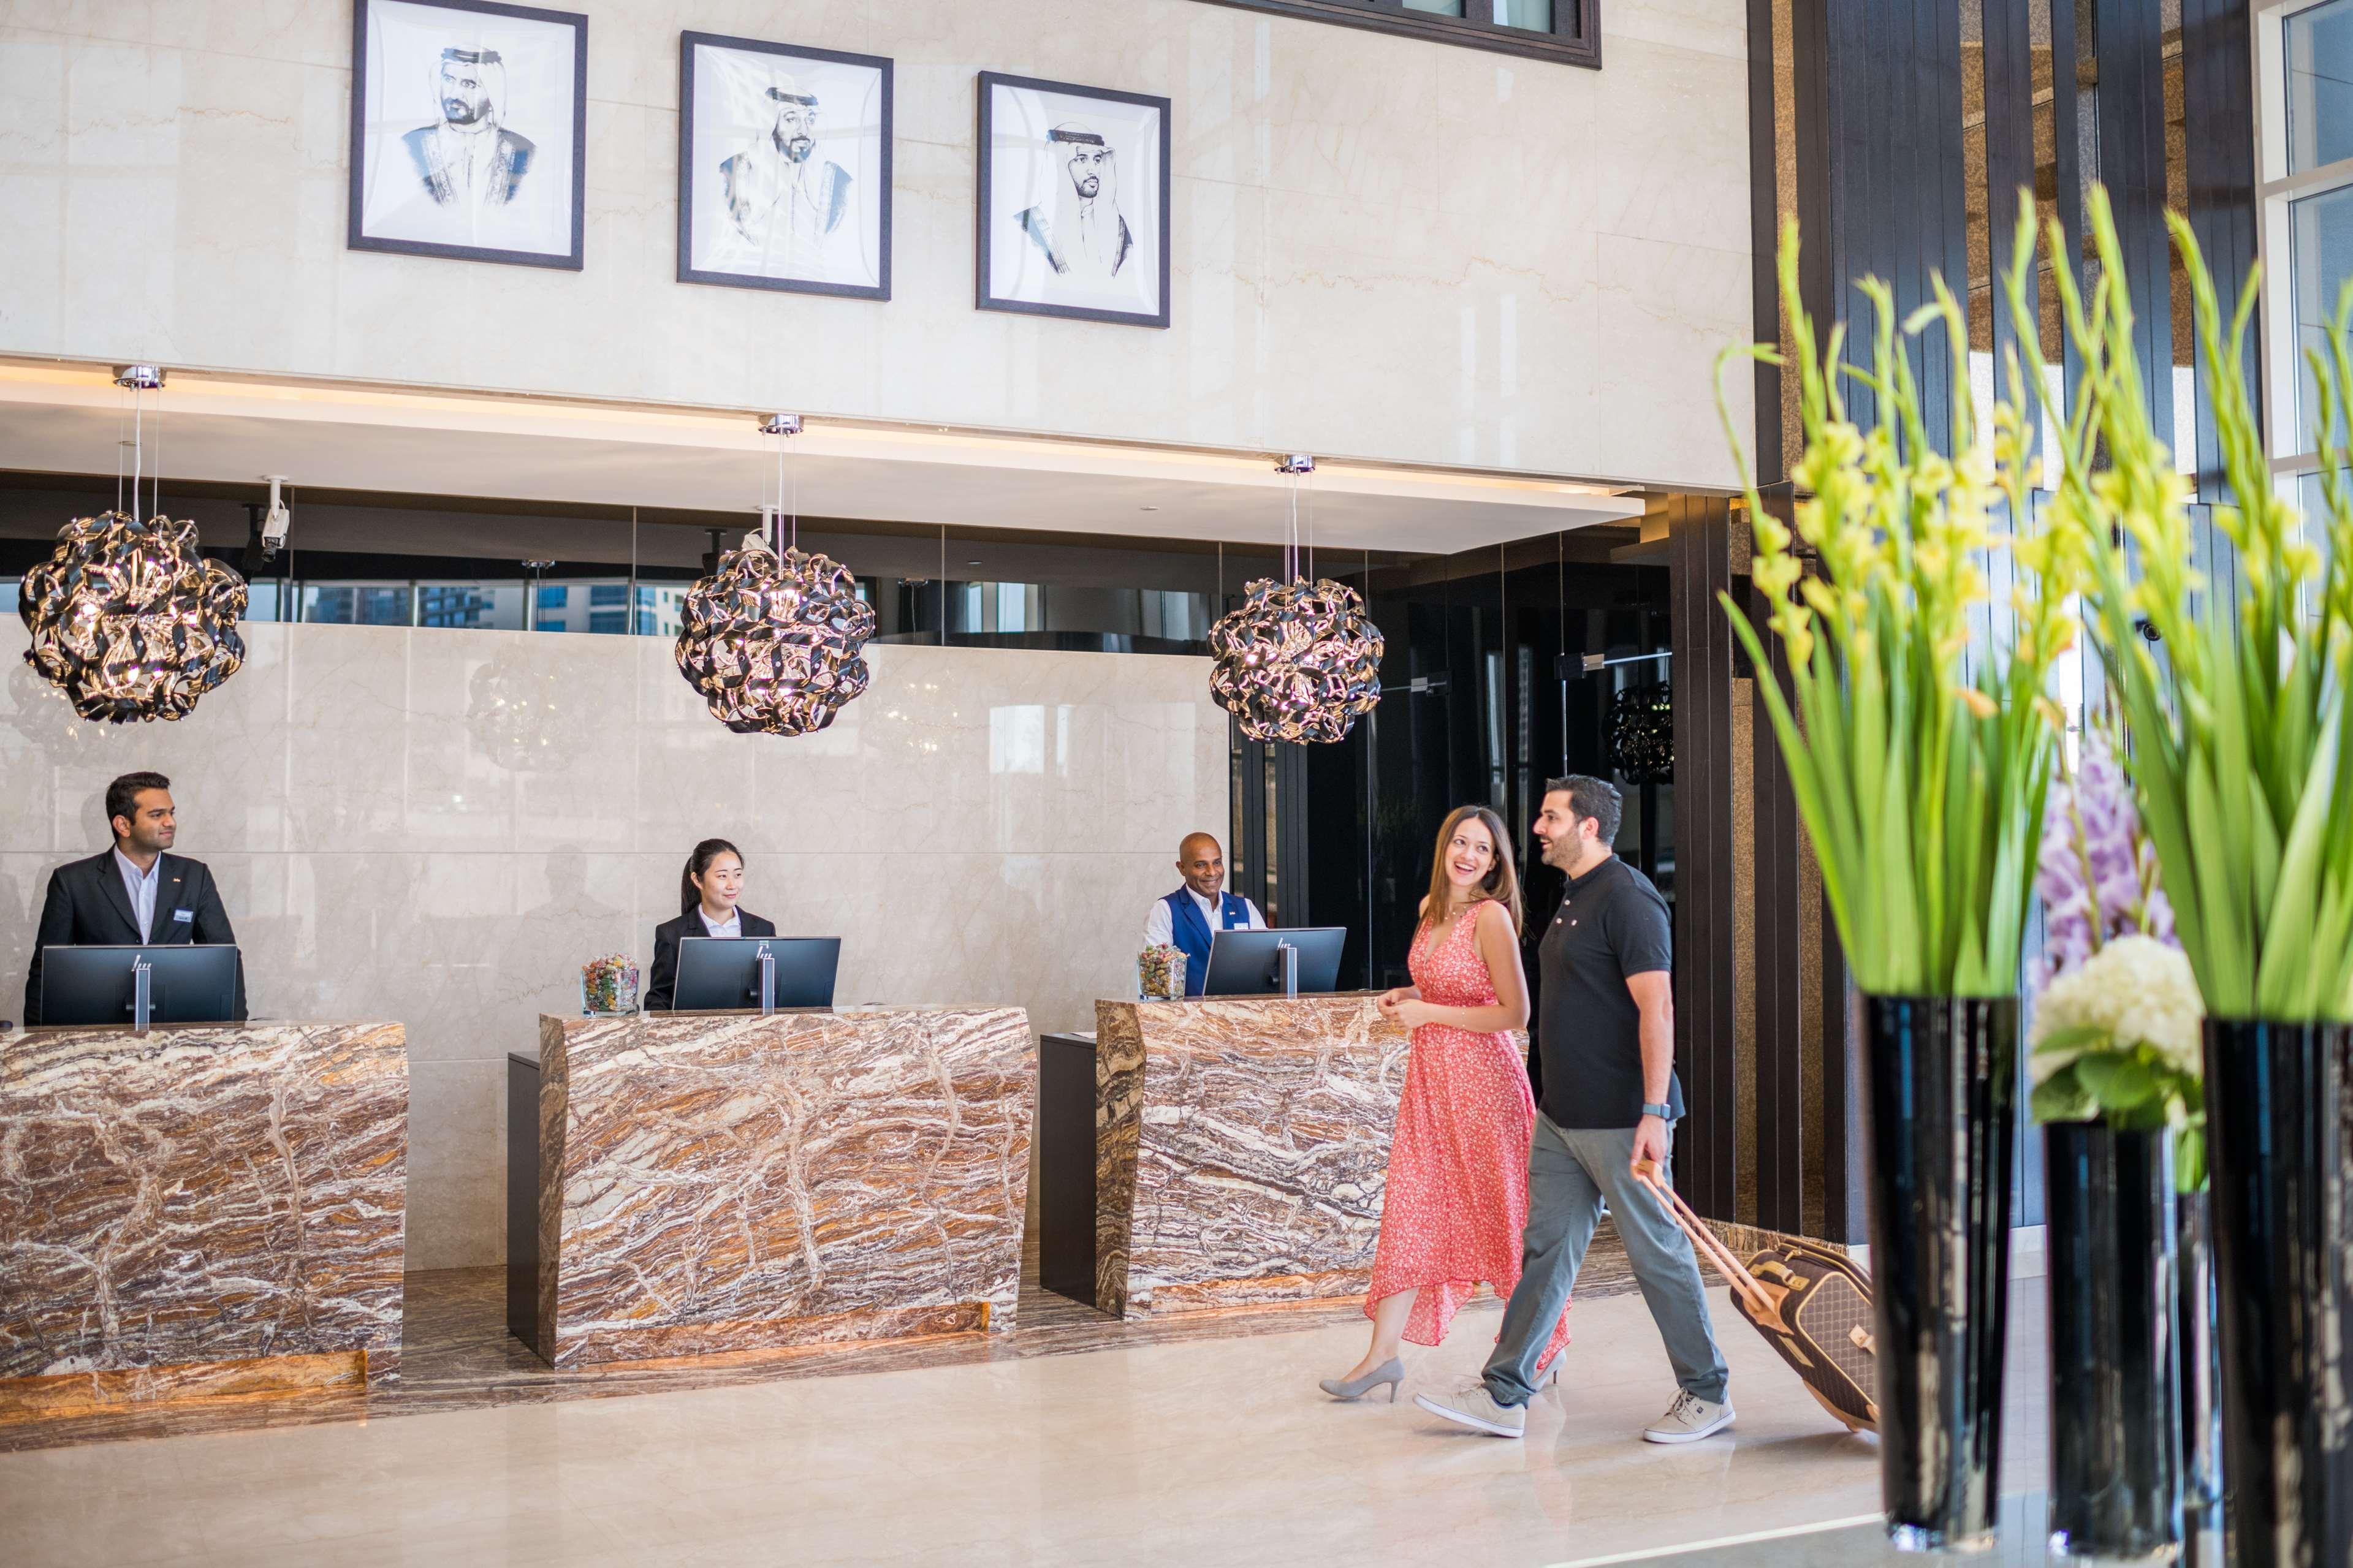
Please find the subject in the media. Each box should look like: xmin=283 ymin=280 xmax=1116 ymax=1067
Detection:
xmin=1143 ymin=831 xmax=1267 ymax=998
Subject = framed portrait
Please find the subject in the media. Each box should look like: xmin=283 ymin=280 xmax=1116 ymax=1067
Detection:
xmin=347 ymin=0 xmax=587 ymax=270
xmin=976 ymin=72 xmax=1171 ymax=329
xmin=678 ymin=34 xmax=892 ymax=299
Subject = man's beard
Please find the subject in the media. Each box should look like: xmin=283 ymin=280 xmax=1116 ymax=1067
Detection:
xmin=1073 ymin=175 xmax=1101 ymax=199
xmin=1538 ymin=836 xmax=1575 ymax=869
xmin=443 ymin=98 xmax=487 ymax=126
xmin=777 ymin=133 xmax=815 ymax=162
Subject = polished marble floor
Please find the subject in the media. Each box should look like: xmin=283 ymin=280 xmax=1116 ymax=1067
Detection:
xmin=0 ymin=1272 xmax=2058 ymax=1568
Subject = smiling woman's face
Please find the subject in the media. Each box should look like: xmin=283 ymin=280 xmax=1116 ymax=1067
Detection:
xmin=1445 ymin=817 xmax=1497 ymax=890
xmin=696 ymin=853 xmax=745 ymax=910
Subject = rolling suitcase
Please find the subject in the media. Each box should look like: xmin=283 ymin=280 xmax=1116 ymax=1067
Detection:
xmin=1633 ymin=1161 xmax=1878 ymax=1434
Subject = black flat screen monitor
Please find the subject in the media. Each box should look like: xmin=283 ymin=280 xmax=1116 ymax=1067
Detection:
xmin=671 ymin=936 xmax=840 ymax=1011
xmin=1203 ymin=927 xmax=1347 ymax=997
xmin=38 ymin=944 xmax=243 ymax=1026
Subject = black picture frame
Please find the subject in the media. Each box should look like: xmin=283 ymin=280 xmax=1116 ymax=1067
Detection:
xmin=346 ymin=0 xmax=589 ymax=271
xmin=975 ymin=71 xmax=1173 ymax=330
xmin=677 ymin=32 xmax=894 ymax=300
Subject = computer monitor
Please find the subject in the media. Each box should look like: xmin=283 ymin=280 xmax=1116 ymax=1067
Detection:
xmin=1202 ymin=927 xmax=1347 ymax=997
xmin=38 ymin=945 xmax=243 ymax=1028
xmin=671 ymin=936 xmax=840 ymax=1012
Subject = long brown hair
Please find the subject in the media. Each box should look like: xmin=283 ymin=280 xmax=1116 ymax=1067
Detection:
xmin=1419 ymin=805 xmax=1523 ymax=936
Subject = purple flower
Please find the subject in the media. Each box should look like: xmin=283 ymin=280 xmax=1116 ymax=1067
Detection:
xmin=2037 ymin=730 xmax=2177 ymax=981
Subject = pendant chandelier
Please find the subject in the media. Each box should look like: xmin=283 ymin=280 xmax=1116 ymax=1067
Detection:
xmin=18 ymin=366 xmax=249 ymax=724
xmin=674 ymin=415 xmax=876 ymax=736
xmin=1207 ymin=455 xmax=1383 ymax=744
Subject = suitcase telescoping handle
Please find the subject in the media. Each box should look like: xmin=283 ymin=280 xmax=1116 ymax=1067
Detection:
xmin=1630 ymin=1159 xmax=1790 ymax=1333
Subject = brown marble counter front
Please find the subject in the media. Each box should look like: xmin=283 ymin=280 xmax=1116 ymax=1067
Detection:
xmin=525 ymin=1006 xmax=1033 ymax=1368
xmin=1087 ymin=996 xmax=1409 ymax=1317
xmin=0 ymin=1021 xmax=409 ymax=1418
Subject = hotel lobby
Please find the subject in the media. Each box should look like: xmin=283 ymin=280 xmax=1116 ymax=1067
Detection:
xmin=0 ymin=0 xmax=2325 ymax=1564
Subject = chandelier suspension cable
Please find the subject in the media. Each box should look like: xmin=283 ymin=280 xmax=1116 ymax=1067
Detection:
xmin=115 ymin=386 xmax=127 ymax=515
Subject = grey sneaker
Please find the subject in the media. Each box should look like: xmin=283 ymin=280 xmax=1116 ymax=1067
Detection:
xmin=1643 ymin=1388 xmax=1735 ymax=1444
xmin=1414 ymin=1380 xmax=1527 ymax=1438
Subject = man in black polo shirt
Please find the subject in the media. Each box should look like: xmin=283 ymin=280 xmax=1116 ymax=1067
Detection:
xmin=1417 ymin=775 xmax=1731 ymax=1443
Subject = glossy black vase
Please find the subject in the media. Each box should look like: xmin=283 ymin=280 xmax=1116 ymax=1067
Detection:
xmin=1863 ymin=995 xmax=2018 ymax=1553
xmin=2203 ymin=1018 xmax=2353 ymax=1568
xmin=2044 ymin=1122 xmax=2181 ymax=1561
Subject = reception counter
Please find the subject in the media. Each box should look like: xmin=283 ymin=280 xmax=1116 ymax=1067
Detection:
xmin=512 ymin=1006 xmax=1033 ymax=1368
xmin=1038 ymin=995 xmax=1408 ymax=1317
xmin=0 ymin=1021 xmax=410 ymax=1418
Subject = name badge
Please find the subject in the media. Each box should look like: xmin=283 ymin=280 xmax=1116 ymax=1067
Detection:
xmin=172 ymin=908 xmax=194 ymax=923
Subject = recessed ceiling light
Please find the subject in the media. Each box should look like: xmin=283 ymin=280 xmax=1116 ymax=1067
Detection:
xmin=1139 ymin=505 xmax=1161 ymax=512
xmin=966 ymin=559 xmax=983 ymax=567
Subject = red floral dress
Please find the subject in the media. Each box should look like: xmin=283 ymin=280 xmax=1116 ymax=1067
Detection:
xmin=1366 ymin=903 xmax=1571 ymax=1364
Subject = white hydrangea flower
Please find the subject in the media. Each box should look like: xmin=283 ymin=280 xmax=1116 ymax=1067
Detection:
xmin=2029 ymin=933 xmax=2203 ymax=1083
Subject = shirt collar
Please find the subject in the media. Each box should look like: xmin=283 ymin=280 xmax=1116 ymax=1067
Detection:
xmin=699 ymin=907 xmax=740 ymax=935
xmin=114 ymin=847 xmax=161 ymax=886
xmin=1565 ymin=854 xmax=1618 ymax=894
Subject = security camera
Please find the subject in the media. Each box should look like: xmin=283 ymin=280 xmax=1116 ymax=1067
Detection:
xmin=260 ymin=476 xmax=291 ymax=557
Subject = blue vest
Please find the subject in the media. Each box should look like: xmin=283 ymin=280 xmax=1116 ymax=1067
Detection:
xmin=1165 ymin=888 xmax=1252 ymax=998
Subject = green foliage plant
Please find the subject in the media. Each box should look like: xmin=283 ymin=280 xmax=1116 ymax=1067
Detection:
xmin=2004 ymin=187 xmax=2353 ymax=1023
xmin=1711 ymin=216 xmax=2084 ymax=998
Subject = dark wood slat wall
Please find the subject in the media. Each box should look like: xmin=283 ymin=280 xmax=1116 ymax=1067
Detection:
xmin=1668 ymin=494 xmax=1740 ymax=1221
xmin=2181 ymin=0 xmax=2260 ymax=497
xmin=2093 ymin=0 xmax=2175 ymax=447
xmin=1712 ymin=0 xmax=2262 ymax=1243
xmin=1984 ymin=0 xmax=2038 ymax=411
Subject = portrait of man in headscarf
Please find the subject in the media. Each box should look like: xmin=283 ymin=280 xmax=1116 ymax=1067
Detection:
xmin=403 ymin=46 xmax=536 ymax=210
xmin=1015 ymin=123 xmax=1133 ymax=282
xmin=718 ymin=75 xmax=856 ymax=277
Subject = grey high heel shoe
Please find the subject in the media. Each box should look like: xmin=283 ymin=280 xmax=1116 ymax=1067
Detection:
xmin=1319 ymin=1357 xmax=1405 ymax=1402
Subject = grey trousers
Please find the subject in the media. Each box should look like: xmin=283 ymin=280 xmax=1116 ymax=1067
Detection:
xmin=1481 ymin=1113 xmax=1731 ymax=1407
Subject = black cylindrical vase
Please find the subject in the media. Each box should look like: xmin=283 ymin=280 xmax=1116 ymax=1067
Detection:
xmin=2045 ymin=1122 xmax=2181 ymax=1561
xmin=2203 ymin=1018 xmax=2353 ymax=1568
xmin=2176 ymin=1190 xmax=2223 ymax=1568
xmin=1863 ymin=994 xmax=2018 ymax=1554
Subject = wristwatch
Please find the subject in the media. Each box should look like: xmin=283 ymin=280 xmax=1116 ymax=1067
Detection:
xmin=1640 ymin=1102 xmax=1674 ymax=1121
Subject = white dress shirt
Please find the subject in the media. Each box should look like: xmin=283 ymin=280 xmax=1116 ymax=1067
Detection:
xmin=1143 ymin=887 xmax=1267 ymax=947
xmin=115 ymin=847 xmax=161 ymax=943
xmin=699 ymin=907 xmax=743 ymax=939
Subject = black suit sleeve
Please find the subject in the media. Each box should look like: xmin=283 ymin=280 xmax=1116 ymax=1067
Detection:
xmin=22 ymin=868 xmax=76 ymax=1027
xmin=645 ymin=921 xmax=681 ymax=1012
xmin=188 ymin=866 xmax=247 ymax=1021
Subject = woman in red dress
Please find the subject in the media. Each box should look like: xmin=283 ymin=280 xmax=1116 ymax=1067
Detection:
xmin=1319 ymin=804 xmax=1570 ymax=1401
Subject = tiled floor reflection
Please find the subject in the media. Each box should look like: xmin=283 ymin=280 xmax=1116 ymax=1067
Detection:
xmin=1576 ymin=1493 xmax=2222 ymax=1566
xmin=0 ymin=1235 xmax=1643 ymax=1454
xmin=0 ymin=1260 xmax=2067 ymax=1568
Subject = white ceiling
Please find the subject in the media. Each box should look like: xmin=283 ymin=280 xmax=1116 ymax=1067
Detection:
xmin=0 ymin=362 xmax=1645 ymax=553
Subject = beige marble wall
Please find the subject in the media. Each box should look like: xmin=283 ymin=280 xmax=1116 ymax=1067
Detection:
xmin=0 ymin=623 xmax=1226 ymax=1268
xmin=0 ymin=0 xmax=1750 ymax=490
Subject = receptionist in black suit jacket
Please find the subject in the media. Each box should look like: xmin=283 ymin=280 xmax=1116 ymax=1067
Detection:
xmin=23 ymin=770 xmax=246 ymax=1025
xmin=644 ymin=838 xmax=777 ymax=1010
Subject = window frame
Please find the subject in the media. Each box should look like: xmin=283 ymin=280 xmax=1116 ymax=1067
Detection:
xmin=1185 ymin=0 xmax=1600 ymax=69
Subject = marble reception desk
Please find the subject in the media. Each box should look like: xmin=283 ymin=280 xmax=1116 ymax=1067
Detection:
xmin=514 ymin=1006 xmax=1033 ymax=1368
xmin=1040 ymin=996 xmax=1407 ymax=1317
xmin=0 ymin=1021 xmax=410 ymax=1418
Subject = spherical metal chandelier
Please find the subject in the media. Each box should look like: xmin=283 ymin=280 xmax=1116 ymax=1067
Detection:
xmin=1206 ymin=455 xmax=1383 ymax=744
xmin=673 ymin=415 xmax=876 ymax=737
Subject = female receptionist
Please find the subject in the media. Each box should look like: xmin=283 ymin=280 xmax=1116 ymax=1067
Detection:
xmin=644 ymin=838 xmax=777 ymax=1010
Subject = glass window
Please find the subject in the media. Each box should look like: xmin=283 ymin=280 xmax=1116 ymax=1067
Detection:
xmin=301 ymin=585 xmax=413 ymax=626
xmin=588 ymin=610 xmax=628 ymax=634
xmin=2289 ymin=0 xmax=2353 ymax=173
xmin=2292 ymin=182 xmax=2353 ymax=442
xmin=1407 ymin=0 xmax=1555 ymax=23
xmin=536 ymin=584 xmax=568 ymax=611
xmin=589 ymin=583 xmax=627 ymax=607
xmin=1185 ymin=0 xmax=1583 ymax=56
xmin=417 ymin=584 xmax=525 ymax=631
